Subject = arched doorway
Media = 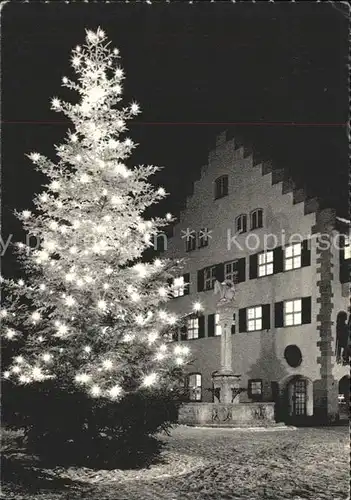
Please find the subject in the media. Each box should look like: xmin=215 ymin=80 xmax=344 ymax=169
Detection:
xmin=338 ymin=376 xmax=350 ymax=420
xmin=281 ymin=375 xmax=313 ymax=423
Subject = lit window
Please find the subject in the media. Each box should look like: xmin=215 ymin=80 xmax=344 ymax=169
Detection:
xmin=338 ymin=394 xmax=345 ymax=403
xmin=204 ymin=266 xmax=217 ymax=291
xmin=247 ymin=306 xmax=262 ymax=331
xmin=231 ymin=313 xmax=236 ymax=334
xmin=250 ymin=381 xmax=262 ymax=394
xmin=344 ymin=236 xmax=351 ymax=260
xmin=284 ymin=243 xmax=302 ymax=270
xmin=198 ymin=228 xmax=210 ymax=248
xmin=173 ymin=276 xmax=185 ymax=297
xmin=187 ymin=318 xmax=199 ymax=339
xmin=225 ymin=260 xmax=238 ymax=282
xmin=250 ymin=209 xmax=263 ymax=230
xmin=188 ymin=373 xmax=202 ymax=401
xmin=248 ymin=379 xmax=263 ymax=400
xmin=215 ymin=313 xmax=222 ymax=336
xmin=235 ymin=214 xmax=247 ymax=234
xmin=258 ymin=251 xmax=274 ymax=277
xmin=185 ymin=232 xmax=196 ymax=252
xmin=284 ymin=299 xmax=302 ymax=326
xmin=214 ymin=175 xmax=228 ymax=199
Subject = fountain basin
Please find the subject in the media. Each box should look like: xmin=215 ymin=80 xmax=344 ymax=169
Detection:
xmin=178 ymin=402 xmax=277 ymax=427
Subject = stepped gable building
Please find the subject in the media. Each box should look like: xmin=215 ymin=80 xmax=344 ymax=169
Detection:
xmin=163 ymin=131 xmax=350 ymax=423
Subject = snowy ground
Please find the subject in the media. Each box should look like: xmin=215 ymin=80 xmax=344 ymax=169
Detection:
xmin=2 ymin=425 xmax=349 ymax=500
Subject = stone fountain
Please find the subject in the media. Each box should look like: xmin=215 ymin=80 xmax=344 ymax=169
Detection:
xmin=178 ymin=279 xmax=277 ymax=427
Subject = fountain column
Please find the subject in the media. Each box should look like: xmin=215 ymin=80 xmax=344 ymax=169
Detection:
xmin=212 ymin=298 xmax=241 ymax=404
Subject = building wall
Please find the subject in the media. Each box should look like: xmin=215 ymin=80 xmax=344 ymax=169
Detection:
xmin=164 ymin=135 xmax=349 ymax=419
xmin=328 ymin=228 xmax=349 ymax=409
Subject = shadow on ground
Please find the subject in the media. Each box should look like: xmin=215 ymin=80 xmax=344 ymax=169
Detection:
xmin=1 ymin=454 xmax=86 ymax=496
xmin=1 ymin=425 xmax=349 ymax=500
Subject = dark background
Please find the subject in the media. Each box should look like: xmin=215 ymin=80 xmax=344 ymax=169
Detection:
xmin=1 ymin=2 xmax=349 ymax=275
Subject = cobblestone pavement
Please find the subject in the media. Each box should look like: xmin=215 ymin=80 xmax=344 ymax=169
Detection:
xmin=2 ymin=425 xmax=349 ymax=500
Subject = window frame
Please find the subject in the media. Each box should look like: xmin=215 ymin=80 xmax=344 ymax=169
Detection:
xmin=214 ymin=175 xmax=229 ymax=200
xmin=187 ymin=373 xmax=202 ymax=402
xmin=344 ymin=236 xmax=351 ymax=260
xmin=187 ymin=317 xmax=199 ymax=339
xmin=247 ymin=305 xmax=263 ymax=332
xmin=250 ymin=208 xmax=263 ymax=230
xmin=214 ymin=313 xmax=222 ymax=336
xmin=224 ymin=260 xmax=238 ymax=282
xmin=235 ymin=214 xmax=247 ymax=234
xmin=198 ymin=228 xmax=210 ymax=248
xmin=284 ymin=242 xmax=302 ymax=271
xmin=284 ymin=298 xmax=302 ymax=326
xmin=258 ymin=251 xmax=274 ymax=277
xmin=185 ymin=232 xmax=196 ymax=252
xmin=231 ymin=312 xmax=236 ymax=334
xmin=172 ymin=276 xmax=185 ymax=298
xmin=248 ymin=379 xmax=263 ymax=401
xmin=204 ymin=265 xmax=217 ymax=291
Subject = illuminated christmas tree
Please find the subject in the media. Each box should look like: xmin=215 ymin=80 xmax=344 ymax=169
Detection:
xmin=1 ymin=28 xmax=199 ymax=403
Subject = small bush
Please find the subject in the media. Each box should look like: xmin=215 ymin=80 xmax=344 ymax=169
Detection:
xmin=2 ymin=380 xmax=183 ymax=469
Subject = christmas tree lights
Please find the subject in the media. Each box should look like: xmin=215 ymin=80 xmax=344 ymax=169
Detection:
xmin=1 ymin=28 xmax=200 ymax=401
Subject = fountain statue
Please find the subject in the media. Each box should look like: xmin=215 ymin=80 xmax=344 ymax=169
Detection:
xmin=178 ymin=273 xmax=278 ymax=428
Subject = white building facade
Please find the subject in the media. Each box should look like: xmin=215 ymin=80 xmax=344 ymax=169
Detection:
xmin=163 ymin=132 xmax=350 ymax=423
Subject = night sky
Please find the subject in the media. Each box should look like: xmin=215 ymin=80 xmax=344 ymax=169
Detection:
xmin=1 ymin=2 xmax=349 ymax=275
